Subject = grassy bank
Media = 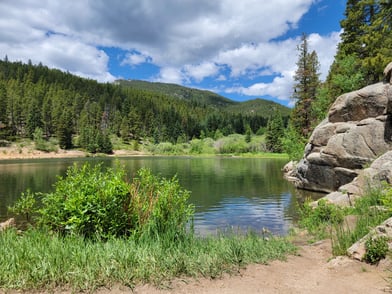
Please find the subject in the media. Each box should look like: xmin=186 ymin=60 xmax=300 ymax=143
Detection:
xmin=298 ymin=184 xmax=392 ymax=261
xmin=0 ymin=229 xmax=296 ymax=291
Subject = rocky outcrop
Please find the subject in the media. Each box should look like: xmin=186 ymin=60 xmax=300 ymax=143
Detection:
xmin=320 ymin=151 xmax=392 ymax=206
xmin=347 ymin=216 xmax=392 ymax=261
xmin=292 ymin=79 xmax=392 ymax=193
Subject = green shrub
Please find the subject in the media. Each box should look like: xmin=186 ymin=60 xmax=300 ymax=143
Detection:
xmin=33 ymin=127 xmax=58 ymax=152
xmin=364 ymin=236 xmax=389 ymax=264
xmin=298 ymin=199 xmax=344 ymax=239
xmin=128 ymin=168 xmax=194 ymax=239
xmin=38 ymin=163 xmax=130 ymax=238
xmin=215 ymin=135 xmax=249 ymax=154
xmin=8 ymin=189 xmax=37 ymax=222
xmin=32 ymin=163 xmax=194 ymax=239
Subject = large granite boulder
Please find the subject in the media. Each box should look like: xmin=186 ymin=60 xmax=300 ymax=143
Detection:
xmin=319 ymin=151 xmax=392 ymax=207
xmin=291 ymin=75 xmax=392 ymax=193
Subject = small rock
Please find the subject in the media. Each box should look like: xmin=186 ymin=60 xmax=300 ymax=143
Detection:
xmin=0 ymin=218 xmax=15 ymax=231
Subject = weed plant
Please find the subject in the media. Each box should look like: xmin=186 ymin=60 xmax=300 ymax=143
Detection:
xmin=298 ymin=184 xmax=392 ymax=257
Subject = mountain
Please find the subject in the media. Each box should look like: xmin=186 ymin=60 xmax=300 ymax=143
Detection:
xmin=225 ymin=98 xmax=291 ymax=118
xmin=116 ymin=79 xmax=291 ymax=118
xmin=115 ymin=79 xmax=235 ymax=108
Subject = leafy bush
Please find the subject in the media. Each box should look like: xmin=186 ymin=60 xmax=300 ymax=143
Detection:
xmin=38 ymin=163 xmax=130 ymax=238
xmin=299 ymin=199 xmax=344 ymax=239
xmin=8 ymin=189 xmax=37 ymax=222
xmin=14 ymin=163 xmax=194 ymax=239
xmin=364 ymin=236 xmax=389 ymax=264
xmin=33 ymin=127 xmax=58 ymax=152
xmin=215 ymin=134 xmax=249 ymax=154
xmin=128 ymin=168 xmax=194 ymax=239
xmin=281 ymin=125 xmax=306 ymax=161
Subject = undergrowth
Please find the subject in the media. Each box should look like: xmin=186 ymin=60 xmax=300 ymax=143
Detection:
xmin=298 ymin=183 xmax=392 ymax=258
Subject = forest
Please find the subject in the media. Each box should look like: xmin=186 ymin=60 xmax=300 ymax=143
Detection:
xmin=0 ymin=58 xmax=289 ymax=154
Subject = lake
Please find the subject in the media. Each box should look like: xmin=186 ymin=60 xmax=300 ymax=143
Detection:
xmin=0 ymin=156 xmax=323 ymax=235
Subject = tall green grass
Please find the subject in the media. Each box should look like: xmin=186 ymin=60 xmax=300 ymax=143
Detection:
xmin=0 ymin=229 xmax=296 ymax=291
xmin=298 ymin=184 xmax=392 ymax=257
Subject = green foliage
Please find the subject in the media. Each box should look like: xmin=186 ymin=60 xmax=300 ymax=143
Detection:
xmin=33 ymin=127 xmax=58 ymax=152
xmin=336 ymin=1 xmax=392 ymax=86
xmin=364 ymin=236 xmax=389 ymax=264
xmin=0 ymin=59 xmax=288 ymax=149
xmin=128 ymin=168 xmax=194 ymax=239
xmin=291 ymin=33 xmax=321 ymax=137
xmin=57 ymin=112 xmax=73 ymax=150
xmin=299 ymin=184 xmax=392 ymax=257
xmin=8 ymin=189 xmax=37 ymax=222
xmin=245 ymin=125 xmax=252 ymax=143
xmin=38 ymin=163 xmax=130 ymax=238
xmin=299 ymin=199 xmax=344 ymax=240
xmin=265 ymin=111 xmax=284 ymax=153
xmin=281 ymin=124 xmax=306 ymax=161
xmin=215 ymin=134 xmax=249 ymax=154
xmin=35 ymin=163 xmax=193 ymax=239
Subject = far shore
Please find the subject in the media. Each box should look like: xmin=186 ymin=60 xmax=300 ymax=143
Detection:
xmin=0 ymin=146 xmax=149 ymax=161
xmin=0 ymin=145 xmax=289 ymax=161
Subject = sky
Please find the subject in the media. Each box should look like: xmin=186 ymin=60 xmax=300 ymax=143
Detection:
xmin=0 ymin=0 xmax=346 ymax=107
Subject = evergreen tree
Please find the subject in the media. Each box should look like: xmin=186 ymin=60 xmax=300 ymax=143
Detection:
xmin=336 ymin=0 xmax=392 ymax=85
xmin=57 ymin=111 xmax=73 ymax=149
xmin=265 ymin=111 xmax=284 ymax=153
xmin=291 ymin=33 xmax=321 ymax=137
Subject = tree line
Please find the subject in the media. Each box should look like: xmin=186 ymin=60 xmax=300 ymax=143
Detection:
xmin=0 ymin=59 xmax=280 ymax=153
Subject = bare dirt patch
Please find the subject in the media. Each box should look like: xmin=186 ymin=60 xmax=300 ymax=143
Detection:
xmin=0 ymin=144 xmax=146 ymax=161
xmin=128 ymin=240 xmax=391 ymax=294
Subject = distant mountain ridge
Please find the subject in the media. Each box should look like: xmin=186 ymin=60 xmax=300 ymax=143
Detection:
xmin=116 ymin=79 xmax=291 ymax=118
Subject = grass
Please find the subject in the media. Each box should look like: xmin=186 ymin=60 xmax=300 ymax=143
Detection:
xmin=298 ymin=184 xmax=392 ymax=257
xmin=0 ymin=229 xmax=296 ymax=292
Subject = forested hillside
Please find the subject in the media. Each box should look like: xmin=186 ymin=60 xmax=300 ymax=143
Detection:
xmin=0 ymin=59 xmax=289 ymax=153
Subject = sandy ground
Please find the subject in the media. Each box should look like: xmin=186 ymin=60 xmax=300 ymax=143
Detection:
xmin=0 ymin=145 xmax=146 ymax=160
xmin=129 ymin=240 xmax=391 ymax=294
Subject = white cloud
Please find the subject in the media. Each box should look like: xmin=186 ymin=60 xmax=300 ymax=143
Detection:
xmin=155 ymin=67 xmax=185 ymax=84
xmin=222 ymin=31 xmax=341 ymax=101
xmin=184 ymin=62 xmax=220 ymax=82
xmin=121 ymin=52 xmax=150 ymax=67
xmin=0 ymin=0 xmax=341 ymax=102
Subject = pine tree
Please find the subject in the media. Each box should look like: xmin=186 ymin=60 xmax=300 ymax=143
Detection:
xmin=57 ymin=111 xmax=73 ymax=149
xmin=336 ymin=0 xmax=392 ymax=85
xmin=265 ymin=111 xmax=284 ymax=153
xmin=291 ymin=33 xmax=320 ymax=137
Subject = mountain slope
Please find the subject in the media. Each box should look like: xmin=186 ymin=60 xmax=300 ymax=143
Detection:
xmin=116 ymin=79 xmax=235 ymax=108
xmin=116 ymin=79 xmax=291 ymax=118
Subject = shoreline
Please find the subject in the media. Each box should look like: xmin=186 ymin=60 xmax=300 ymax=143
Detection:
xmin=0 ymin=146 xmax=149 ymax=161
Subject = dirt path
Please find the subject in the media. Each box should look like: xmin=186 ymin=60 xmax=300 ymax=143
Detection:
xmin=125 ymin=240 xmax=390 ymax=294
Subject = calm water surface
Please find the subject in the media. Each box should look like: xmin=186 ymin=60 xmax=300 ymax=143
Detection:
xmin=0 ymin=156 xmax=323 ymax=235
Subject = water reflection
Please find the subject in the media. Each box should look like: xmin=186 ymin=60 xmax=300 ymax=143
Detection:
xmin=0 ymin=156 xmax=324 ymax=235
